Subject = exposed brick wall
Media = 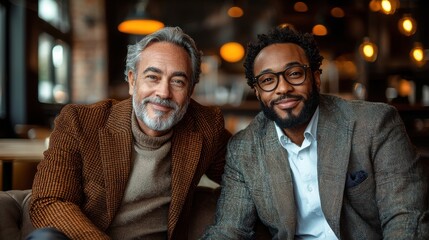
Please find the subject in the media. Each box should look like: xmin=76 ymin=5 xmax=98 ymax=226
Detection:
xmin=70 ymin=0 xmax=108 ymax=103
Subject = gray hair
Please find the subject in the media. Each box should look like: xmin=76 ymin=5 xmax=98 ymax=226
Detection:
xmin=124 ymin=26 xmax=202 ymax=86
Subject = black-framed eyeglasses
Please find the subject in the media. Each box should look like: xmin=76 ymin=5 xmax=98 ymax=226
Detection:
xmin=253 ymin=64 xmax=310 ymax=92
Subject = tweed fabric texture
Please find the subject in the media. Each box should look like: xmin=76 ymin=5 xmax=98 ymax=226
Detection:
xmin=107 ymin=115 xmax=173 ymax=239
xmin=202 ymin=94 xmax=428 ymax=239
xmin=30 ymin=98 xmax=231 ymax=240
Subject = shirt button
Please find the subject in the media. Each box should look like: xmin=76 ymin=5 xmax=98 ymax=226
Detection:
xmin=307 ymin=184 xmax=313 ymax=192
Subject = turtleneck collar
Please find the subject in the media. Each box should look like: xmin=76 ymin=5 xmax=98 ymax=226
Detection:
xmin=131 ymin=111 xmax=173 ymax=150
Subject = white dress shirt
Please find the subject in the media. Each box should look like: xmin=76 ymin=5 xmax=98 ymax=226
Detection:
xmin=275 ymin=108 xmax=338 ymax=239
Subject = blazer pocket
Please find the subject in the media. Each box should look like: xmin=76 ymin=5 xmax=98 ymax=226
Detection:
xmin=345 ymin=173 xmax=379 ymax=223
xmin=346 ymin=170 xmax=368 ymax=188
xmin=346 ymin=171 xmax=373 ymax=202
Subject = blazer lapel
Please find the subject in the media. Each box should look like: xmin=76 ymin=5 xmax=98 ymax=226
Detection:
xmin=260 ymin=118 xmax=297 ymax=236
xmin=168 ymin=119 xmax=203 ymax=236
xmin=99 ymin=99 xmax=133 ymax=223
xmin=317 ymin=97 xmax=353 ymax=236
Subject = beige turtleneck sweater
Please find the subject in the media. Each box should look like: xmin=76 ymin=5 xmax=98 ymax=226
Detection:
xmin=107 ymin=114 xmax=172 ymax=240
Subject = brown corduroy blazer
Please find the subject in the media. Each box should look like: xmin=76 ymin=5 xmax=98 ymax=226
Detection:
xmin=29 ymin=98 xmax=231 ymax=240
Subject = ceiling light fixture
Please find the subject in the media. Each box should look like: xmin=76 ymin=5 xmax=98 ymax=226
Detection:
xmin=330 ymin=7 xmax=345 ymax=18
xmin=410 ymin=42 xmax=426 ymax=67
xmin=118 ymin=0 xmax=164 ymax=35
xmin=398 ymin=14 xmax=417 ymax=36
xmin=312 ymin=24 xmax=328 ymax=36
xmin=380 ymin=0 xmax=399 ymax=15
xmin=227 ymin=6 xmax=244 ymax=18
xmin=220 ymin=42 xmax=245 ymax=63
xmin=369 ymin=0 xmax=381 ymax=12
xmin=359 ymin=37 xmax=378 ymax=62
xmin=294 ymin=2 xmax=308 ymax=13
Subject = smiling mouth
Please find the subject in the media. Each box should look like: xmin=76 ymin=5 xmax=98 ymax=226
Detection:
xmin=149 ymin=102 xmax=173 ymax=112
xmin=273 ymin=97 xmax=301 ymax=110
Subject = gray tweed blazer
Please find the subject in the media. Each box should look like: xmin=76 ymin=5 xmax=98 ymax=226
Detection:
xmin=202 ymin=94 xmax=428 ymax=240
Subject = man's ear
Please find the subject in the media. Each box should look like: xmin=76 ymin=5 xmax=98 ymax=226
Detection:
xmin=313 ymin=70 xmax=321 ymax=92
xmin=128 ymin=71 xmax=135 ymax=95
xmin=254 ymin=88 xmax=261 ymax=101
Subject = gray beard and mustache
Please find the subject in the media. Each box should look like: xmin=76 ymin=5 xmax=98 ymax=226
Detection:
xmin=260 ymin=83 xmax=320 ymax=129
xmin=132 ymin=93 xmax=189 ymax=132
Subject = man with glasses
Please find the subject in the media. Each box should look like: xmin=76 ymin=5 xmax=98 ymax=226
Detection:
xmin=201 ymin=26 xmax=428 ymax=239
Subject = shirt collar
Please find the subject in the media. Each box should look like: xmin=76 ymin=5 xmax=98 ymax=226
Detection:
xmin=275 ymin=107 xmax=319 ymax=146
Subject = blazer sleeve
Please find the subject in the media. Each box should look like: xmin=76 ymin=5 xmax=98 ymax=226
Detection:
xmin=203 ymin=106 xmax=232 ymax=184
xmin=30 ymin=104 xmax=109 ymax=240
xmin=372 ymin=106 xmax=428 ymax=239
xmin=200 ymin=134 xmax=258 ymax=240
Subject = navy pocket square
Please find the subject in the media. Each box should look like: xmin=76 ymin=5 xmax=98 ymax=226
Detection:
xmin=346 ymin=170 xmax=368 ymax=188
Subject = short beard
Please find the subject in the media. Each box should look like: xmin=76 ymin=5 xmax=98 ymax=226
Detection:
xmin=260 ymin=83 xmax=319 ymax=129
xmin=133 ymin=93 xmax=189 ymax=132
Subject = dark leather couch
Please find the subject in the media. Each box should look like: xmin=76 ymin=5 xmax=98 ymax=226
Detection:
xmin=0 ymin=189 xmax=33 ymax=240
xmin=0 ymin=187 xmax=271 ymax=240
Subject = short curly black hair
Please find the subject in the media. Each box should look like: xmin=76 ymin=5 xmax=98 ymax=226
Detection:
xmin=243 ymin=26 xmax=324 ymax=88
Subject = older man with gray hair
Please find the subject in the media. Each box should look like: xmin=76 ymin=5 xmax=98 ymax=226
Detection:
xmin=28 ymin=26 xmax=231 ymax=240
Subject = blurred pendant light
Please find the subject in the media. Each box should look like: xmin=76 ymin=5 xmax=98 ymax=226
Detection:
xmin=226 ymin=0 xmax=245 ymax=18
xmin=380 ymin=0 xmax=399 ymax=15
xmin=118 ymin=0 xmax=164 ymax=35
xmin=227 ymin=6 xmax=244 ymax=18
xmin=312 ymin=12 xmax=328 ymax=36
xmin=294 ymin=2 xmax=308 ymax=13
xmin=369 ymin=0 xmax=381 ymax=12
xmin=312 ymin=24 xmax=328 ymax=36
xmin=330 ymin=7 xmax=345 ymax=18
xmin=410 ymin=42 xmax=426 ymax=67
xmin=359 ymin=37 xmax=378 ymax=62
xmin=220 ymin=42 xmax=245 ymax=63
xmin=398 ymin=14 xmax=417 ymax=36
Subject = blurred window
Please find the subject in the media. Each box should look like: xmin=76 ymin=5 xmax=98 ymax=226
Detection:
xmin=38 ymin=0 xmax=70 ymax=32
xmin=38 ymin=33 xmax=70 ymax=103
xmin=37 ymin=0 xmax=71 ymax=104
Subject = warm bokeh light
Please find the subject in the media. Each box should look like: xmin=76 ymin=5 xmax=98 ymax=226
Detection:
xmin=369 ymin=0 xmax=381 ymax=12
xmin=359 ymin=38 xmax=378 ymax=62
xmin=380 ymin=0 xmax=399 ymax=15
xmin=312 ymin=24 xmax=328 ymax=36
xmin=363 ymin=45 xmax=374 ymax=57
xmin=118 ymin=19 xmax=164 ymax=35
xmin=381 ymin=0 xmax=392 ymax=12
xmin=398 ymin=79 xmax=412 ymax=97
xmin=53 ymin=85 xmax=68 ymax=103
xmin=330 ymin=7 xmax=345 ymax=18
xmin=410 ymin=43 xmax=425 ymax=67
xmin=220 ymin=42 xmax=245 ymax=63
xmin=412 ymin=49 xmax=423 ymax=62
xmin=227 ymin=6 xmax=244 ymax=18
xmin=278 ymin=23 xmax=295 ymax=30
xmin=294 ymin=2 xmax=308 ymax=12
xmin=398 ymin=15 xmax=417 ymax=36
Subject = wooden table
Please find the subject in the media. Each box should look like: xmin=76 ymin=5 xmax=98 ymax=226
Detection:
xmin=0 ymin=139 xmax=47 ymax=190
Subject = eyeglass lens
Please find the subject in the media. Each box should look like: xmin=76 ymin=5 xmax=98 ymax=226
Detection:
xmin=256 ymin=65 xmax=307 ymax=91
